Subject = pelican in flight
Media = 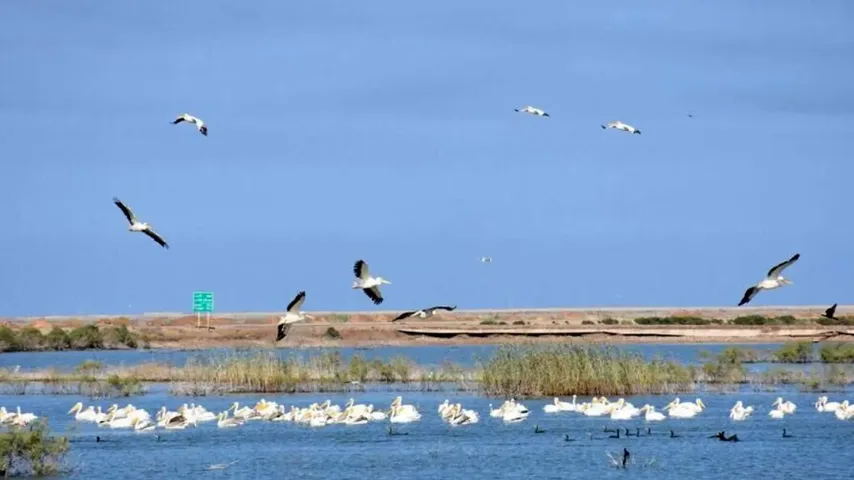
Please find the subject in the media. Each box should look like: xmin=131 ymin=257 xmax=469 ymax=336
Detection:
xmin=392 ymin=305 xmax=456 ymax=322
xmin=822 ymin=303 xmax=839 ymax=321
xmin=352 ymin=259 xmax=390 ymax=305
xmin=276 ymin=291 xmax=314 ymax=341
xmin=113 ymin=198 xmax=169 ymax=249
xmin=738 ymin=253 xmax=800 ymax=306
xmin=601 ymin=120 xmax=641 ymax=134
xmin=171 ymin=113 xmax=207 ymax=136
xmin=480 ymin=256 xmax=493 ymax=263
xmin=514 ymin=106 xmax=550 ymax=117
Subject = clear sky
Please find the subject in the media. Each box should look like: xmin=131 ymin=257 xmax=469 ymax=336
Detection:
xmin=1 ymin=1 xmax=852 ymax=316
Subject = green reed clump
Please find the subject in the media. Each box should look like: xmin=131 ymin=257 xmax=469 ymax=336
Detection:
xmin=700 ymin=347 xmax=747 ymax=384
xmin=479 ymin=344 xmax=694 ymax=397
xmin=0 ymin=420 xmax=69 ymax=477
xmin=729 ymin=315 xmax=803 ymax=326
xmin=819 ymin=343 xmax=854 ymax=363
xmin=634 ymin=316 xmax=713 ymax=325
xmin=774 ymin=341 xmax=814 ymax=363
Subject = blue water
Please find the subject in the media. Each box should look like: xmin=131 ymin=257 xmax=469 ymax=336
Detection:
xmin=3 ymin=388 xmax=852 ymax=479
xmin=0 ymin=343 xmax=783 ymax=372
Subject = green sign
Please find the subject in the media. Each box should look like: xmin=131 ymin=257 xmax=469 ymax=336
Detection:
xmin=193 ymin=291 xmax=214 ymax=313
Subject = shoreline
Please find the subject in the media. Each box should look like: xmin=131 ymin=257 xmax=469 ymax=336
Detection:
xmin=2 ymin=306 xmax=853 ymax=351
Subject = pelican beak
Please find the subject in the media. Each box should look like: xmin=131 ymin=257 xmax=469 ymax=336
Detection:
xmin=305 ymin=314 xmax=315 ymax=320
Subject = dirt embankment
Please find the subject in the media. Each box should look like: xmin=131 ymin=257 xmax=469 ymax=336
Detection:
xmin=3 ymin=306 xmax=854 ymax=350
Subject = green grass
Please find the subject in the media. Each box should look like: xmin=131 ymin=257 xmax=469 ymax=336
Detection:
xmin=478 ymin=344 xmax=695 ymax=397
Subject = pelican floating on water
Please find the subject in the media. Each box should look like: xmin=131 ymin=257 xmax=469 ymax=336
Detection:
xmin=729 ymin=401 xmax=754 ymax=421
xmin=640 ymin=405 xmax=665 ymax=422
xmin=738 ymin=253 xmax=799 ymax=306
xmin=392 ymin=305 xmax=456 ymax=322
xmin=171 ymin=113 xmax=207 ymax=136
xmin=601 ymin=120 xmax=641 ymax=134
xmin=276 ymin=291 xmax=314 ymax=341
xmin=352 ymin=259 xmax=390 ymax=305
xmin=514 ymin=105 xmax=550 ymax=117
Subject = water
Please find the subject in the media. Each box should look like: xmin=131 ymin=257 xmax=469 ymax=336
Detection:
xmin=3 ymin=388 xmax=853 ymax=479
xmin=0 ymin=343 xmax=784 ymax=372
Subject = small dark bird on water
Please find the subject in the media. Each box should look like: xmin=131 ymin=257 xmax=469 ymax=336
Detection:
xmin=822 ymin=303 xmax=839 ymax=321
xmin=96 ymin=436 xmax=101 ymax=443
xmin=564 ymin=434 xmax=574 ymax=442
xmin=603 ymin=426 xmax=618 ymax=434
xmin=388 ymin=426 xmax=408 ymax=436
xmin=782 ymin=429 xmax=793 ymax=438
xmin=670 ymin=430 xmax=679 ymax=438
xmin=710 ymin=431 xmax=739 ymax=442
xmin=608 ymin=429 xmax=621 ymax=439
xmin=646 ymin=427 xmax=652 ymax=436
xmin=156 ymin=434 xmax=161 ymax=442
xmin=625 ymin=427 xmax=636 ymax=437
xmin=622 ymin=448 xmax=631 ymax=468
xmin=534 ymin=425 xmax=545 ymax=434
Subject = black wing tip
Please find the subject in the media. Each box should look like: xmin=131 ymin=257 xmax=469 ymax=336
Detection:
xmin=791 ymin=253 xmax=800 ymax=261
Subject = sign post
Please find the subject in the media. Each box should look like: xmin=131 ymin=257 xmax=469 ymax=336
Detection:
xmin=192 ymin=291 xmax=214 ymax=331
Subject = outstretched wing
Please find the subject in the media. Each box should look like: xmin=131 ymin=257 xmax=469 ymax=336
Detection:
xmin=363 ymin=286 xmax=383 ymax=305
xmin=354 ymin=260 xmax=370 ymax=280
xmin=825 ymin=303 xmax=838 ymax=318
xmin=276 ymin=322 xmax=291 ymax=342
xmin=767 ymin=253 xmax=800 ymax=279
xmin=392 ymin=311 xmax=416 ymax=322
xmin=199 ymin=125 xmax=208 ymax=136
xmin=429 ymin=305 xmax=457 ymax=313
xmin=738 ymin=286 xmax=760 ymax=306
xmin=171 ymin=115 xmax=187 ymax=124
xmin=143 ymin=228 xmax=169 ymax=249
xmin=286 ymin=291 xmax=306 ymax=313
xmin=113 ymin=198 xmax=136 ymax=225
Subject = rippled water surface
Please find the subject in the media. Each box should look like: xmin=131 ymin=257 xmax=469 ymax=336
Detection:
xmin=3 ymin=388 xmax=853 ymax=480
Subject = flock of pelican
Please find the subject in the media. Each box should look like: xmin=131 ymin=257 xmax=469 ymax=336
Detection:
xmin=0 ymin=406 xmax=39 ymax=427
xmin=540 ymin=396 xmax=706 ymax=421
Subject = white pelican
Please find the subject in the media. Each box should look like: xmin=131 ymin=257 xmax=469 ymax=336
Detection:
xmin=514 ymin=106 xmax=550 ymax=117
xmin=392 ymin=305 xmax=456 ymax=322
xmin=480 ymin=256 xmax=493 ymax=263
xmin=738 ymin=253 xmax=800 ymax=306
xmin=68 ymin=402 xmax=98 ymax=422
xmin=276 ymin=291 xmax=314 ymax=341
xmin=133 ymin=417 xmax=155 ymax=431
xmin=352 ymin=259 xmax=390 ymax=305
xmin=543 ymin=398 xmax=568 ymax=414
xmin=772 ymin=397 xmax=797 ymax=414
xmin=601 ymin=120 xmax=641 ymax=134
xmin=609 ymin=400 xmax=635 ymax=421
xmin=664 ymin=398 xmax=705 ymax=418
xmin=815 ymin=396 xmax=841 ymax=412
xmin=729 ymin=401 xmax=754 ymax=421
xmin=217 ymin=411 xmax=243 ymax=428
xmin=833 ymin=401 xmax=852 ymax=421
xmin=113 ymin=198 xmax=169 ymax=249
xmin=389 ymin=397 xmax=420 ymax=421
xmin=640 ymin=405 xmax=666 ymax=421
xmin=171 ymin=113 xmax=207 ymax=136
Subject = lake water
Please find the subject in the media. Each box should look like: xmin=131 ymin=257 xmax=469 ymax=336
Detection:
xmin=1 ymin=344 xmax=852 ymax=478
xmin=2 ymin=388 xmax=852 ymax=479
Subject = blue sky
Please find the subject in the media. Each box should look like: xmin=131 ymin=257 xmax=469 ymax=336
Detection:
xmin=1 ymin=1 xmax=852 ymax=316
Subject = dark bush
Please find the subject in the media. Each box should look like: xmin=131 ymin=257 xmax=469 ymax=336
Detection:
xmin=68 ymin=325 xmax=103 ymax=350
xmin=44 ymin=328 xmax=71 ymax=351
xmin=600 ymin=318 xmax=619 ymax=325
xmin=323 ymin=327 xmax=341 ymax=340
xmin=16 ymin=328 xmax=45 ymax=351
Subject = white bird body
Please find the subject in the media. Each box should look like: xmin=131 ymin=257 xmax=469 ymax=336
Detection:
xmin=739 ymin=254 xmax=799 ymax=306
xmin=729 ymin=401 xmax=754 ymax=421
xmin=601 ymin=120 xmax=641 ymax=134
xmin=815 ymin=396 xmax=841 ymax=412
xmin=68 ymin=402 xmax=98 ymax=422
xmin=113 ymin=198 xmax=169 ymax=249
xmin=352 ymin=260 xmax=390 ymax=305
xmin=276 ymin=291 xmax=314 ymax=341
xmin=769 ymin=409 xmax=785 ymax=419
xmin=833 ymin=401 xmax=852 ymax=420
xmin=772 ymin=397 xmax=797 ymax=415
xmin=514 ymin=105 xmax=550 ymax=117
xmin=172 ymin=113 xmax=207 ymax=136
xmin=641 ymin=405 xmax=665 ymax=422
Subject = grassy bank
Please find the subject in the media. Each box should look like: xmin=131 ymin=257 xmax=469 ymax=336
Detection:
xmin=703 ymin=342 xmax=854 ymax=365
xmin=2 ymin=344 xmax=852 ymax=397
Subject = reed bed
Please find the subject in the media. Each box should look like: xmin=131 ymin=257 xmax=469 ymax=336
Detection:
xmin=479 ymin=345 xmax=696 ymax=397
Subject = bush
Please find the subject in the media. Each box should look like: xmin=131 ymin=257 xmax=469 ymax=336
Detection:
xmin=44 ymin=328 xmax=71 ymax=351
xmin=819 ymin=343 xmax=854 ymax=363
xmin=730 ymin=315 xmax=803 ymax=326
xmin=68 ymin=325 xmax=103 ymax=350
xmin=323 ymin=327 xmax=341 ymax=340
xmin=634 ymin=316 xmax=712 ymax=325
xmin=816 ymin=316 xmax=854 ymax=326
xmin=15 ymin=328 xmax=44 ymax=351
xmin=774 ymin=342 xmax=814 ymax=363
xmin=347 ymin=355 xmax=369 ymax=383
xmin=0 ymin=420 xmax=69 ymax=477
xmin=512 ymin=320 xmax=525 ymax=325
xmin=103 ymin=325 xmax=138 ymax=349
xmin=0 ymin=327 xmax=19 ymax=352
xmin=599 ymin=318 xmax=618 ymax=325
xmin=581 ymin=320 xmax=595 ymax=325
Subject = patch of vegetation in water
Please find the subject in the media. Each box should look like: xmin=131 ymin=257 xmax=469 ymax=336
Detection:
xmin=0 ymin=420 xmax=69 ymax=477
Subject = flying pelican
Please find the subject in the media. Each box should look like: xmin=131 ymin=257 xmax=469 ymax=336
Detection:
xmin=480 ymin=256 xmax=492 ymax=263
xmin=276 ymin=291 xmax=314 ymax=341
xmin=822 ymin=303 xmax=839 ymax=321
xmin=514 ymin=106 xmax=550 ymax=117
xmin=113 ymin=198 xmax=169 ymax=249
xmin=738 ymin=253 xmax=800 ymax=306
xmin=352 ymin=259 xmax=390 ymax=305
xmin=601 ymin=120 xmax=641 ymax=134
xmin=392 ymin=305 xmax=456 ymax=322
xmin=171 ymin=113 xmax=207 ymax=136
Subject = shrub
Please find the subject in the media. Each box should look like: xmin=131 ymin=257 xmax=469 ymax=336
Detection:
xmin=103 ymin=325 xmax=138 ymax=349
xmin=347 ymin=355 xmax=369 ymax=383
xmin=581 ymin=320 xmax=595 ymax=325
xmin=774 ymin=342 xmax=814 ymax=363
xmin=0 ymin=327 xmax=19 ymax=352
xmin=323 ymin=327 xmax=341 ymax=340
xmin=68 ymin=325 xmax=103 ymax=350
xmin=819 ymin=343 xmax=854 ymax=363
xmin=15 ymin=328 xmax=44 ymax=351
xmin=0 ymin=420 xmax=69 ymax=477
xmin=44 ymin=328 xmax=71 ymax=351
xmin=512 ymin=320 xmax=525 ymax=325
xmin=634 ymin=316 xmax=712 ymax=325
xmin=599 ymin=318 xmax=618 ymax=325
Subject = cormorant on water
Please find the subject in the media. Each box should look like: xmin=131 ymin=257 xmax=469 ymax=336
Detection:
xmin=608 ymin=429 xmax=621 ymax=439
xmin=710 ymin=431 xmax=739 ymax=442
xmin=622 ymin=448 xmax=631 ymax=468
xmin=96 ymin=436 xmax=101 ymax=443
xmin=564 ymin=434 xmax=574 ymax=442
xmin=603 ymin=426 xmax=618 ymax=434
xmin=625 ymin=427 xmax=636 ymax=437
xmin=782 ymin=429 xmax=793 ymax=438
xmin=670 ymin=430 xmax=679 ymax=438
xmin=388 ymin=426 xmax=408 ymax=436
